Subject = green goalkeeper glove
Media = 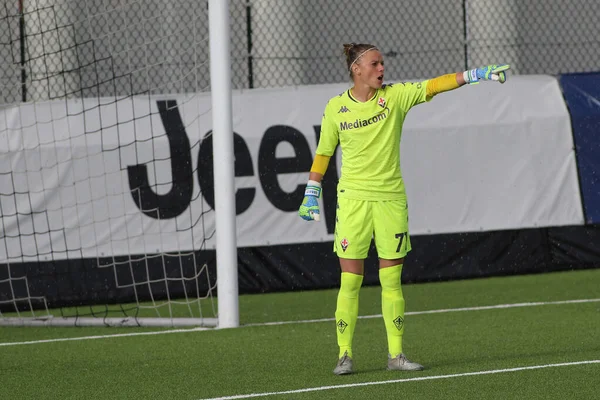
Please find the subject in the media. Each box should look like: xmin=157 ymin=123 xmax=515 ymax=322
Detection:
xmin=464 ymin=64 xmax=510 ymax=84
xmin=298 ymin=180 xmax=321 ymax=221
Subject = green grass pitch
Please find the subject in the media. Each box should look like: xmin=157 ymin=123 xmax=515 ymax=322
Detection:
xmin=1 ymin=268 xmax=599 ymax=399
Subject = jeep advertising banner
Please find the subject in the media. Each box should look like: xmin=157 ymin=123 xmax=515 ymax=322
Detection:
xmin=0 ymin=76 xmax=584 ymax=264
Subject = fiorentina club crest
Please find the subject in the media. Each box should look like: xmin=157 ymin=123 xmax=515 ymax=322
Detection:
xmin=393 ymin=316 xmax=404 ymax=330
xmin=337 ymin=319 xmax=348 ymax=334
xmin=377 ymin=97 xmax=386 ymax=108
xmin=340 ymin=238 xmax=349 ymax=252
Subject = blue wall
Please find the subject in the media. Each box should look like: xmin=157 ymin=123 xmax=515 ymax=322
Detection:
xmin=560 ymin=72 xmax=600 ymax=224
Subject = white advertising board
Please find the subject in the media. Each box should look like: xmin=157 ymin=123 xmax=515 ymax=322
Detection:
xmin=0 ymin=76 xmax=584 ymax=262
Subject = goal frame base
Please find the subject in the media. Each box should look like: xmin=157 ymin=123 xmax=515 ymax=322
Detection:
xmin=0 ymin=316 xmax=218 ymax=328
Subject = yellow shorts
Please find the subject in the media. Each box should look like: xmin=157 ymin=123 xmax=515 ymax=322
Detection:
xmin=333 ymin=197 xmax=412 ymax=259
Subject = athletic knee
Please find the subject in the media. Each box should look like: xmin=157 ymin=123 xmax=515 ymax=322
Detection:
xmin=379 ymin=264 xmax=402 ymax=291
xmin=339 ymin=272 xmax=363 ymax=297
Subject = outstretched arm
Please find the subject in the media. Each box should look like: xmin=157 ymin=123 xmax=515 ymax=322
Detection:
xmin=426 ymin=64 xmax=510 ymax=98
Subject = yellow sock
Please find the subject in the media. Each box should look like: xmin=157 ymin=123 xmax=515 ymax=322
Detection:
xmin=379 ymin=265 xmax=405 ymax=357
xmin=335 ymin=272 xmax=363 ymax=358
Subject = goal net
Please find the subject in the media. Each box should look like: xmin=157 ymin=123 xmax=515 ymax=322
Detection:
xmin=0 ymin=0 xmax=235 ymax=327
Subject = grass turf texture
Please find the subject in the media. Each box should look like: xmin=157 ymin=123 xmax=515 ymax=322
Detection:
xmin=1 ymin=268 xmax=599 ymax=399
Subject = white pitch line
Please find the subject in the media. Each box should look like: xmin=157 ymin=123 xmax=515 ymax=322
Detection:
xmin=0 ymin=327 xmax=211 ymax=347
xmin=246 ymin=298 xmax=600 ymax=327
xmin=200 ymin=360 xmax=600 ymax=400
xmin=1 ymin=298 xmax=599 ymax=347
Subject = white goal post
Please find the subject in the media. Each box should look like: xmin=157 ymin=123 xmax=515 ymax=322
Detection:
xmin=209 ymin=0 xmax=239 ymax=329
xmin=0 ymin=0 xmax=238 ymax=328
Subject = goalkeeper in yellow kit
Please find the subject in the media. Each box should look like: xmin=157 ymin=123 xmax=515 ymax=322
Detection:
xmin=298 ymin=42 xmax=509 ymax=375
